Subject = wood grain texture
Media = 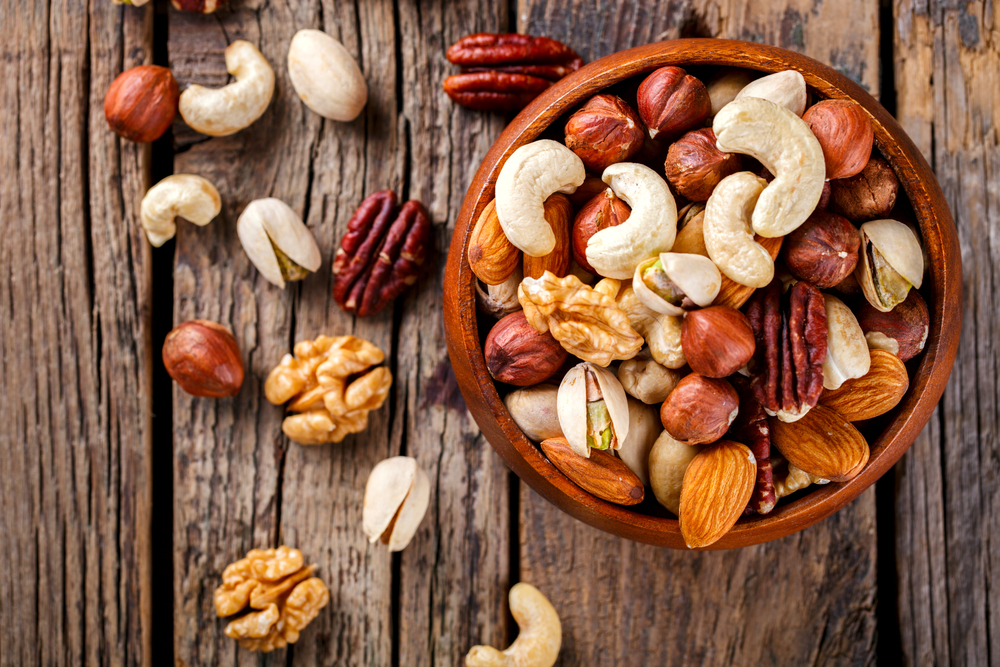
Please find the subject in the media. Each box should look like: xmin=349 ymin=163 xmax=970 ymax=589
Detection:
xmin=893 ymin=0 xmax=999 ymax=664
xmin=0 ymin=1 xmax=153 ymax=666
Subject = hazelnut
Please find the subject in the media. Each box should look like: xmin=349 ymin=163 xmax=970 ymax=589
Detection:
xmin=567 ymin=176 xmax=609 ymax=208
xmin=484 ymin=311 xmax=568 ymax=386
xmin=817 ymin=180 xmax=832 ymax=210
xmin=162 ymin=320 xmax=244 ymax=398
xmin=802 ymin=100 xmax=874 ymax=180
xmin=636 ymin=66 xmax=711 ymax=140
xmin=104 ymin=65 xmax=179 ymax=143
xmin=571 ymin=188 xmax=630 ymax=275
xmin=829 ymin=156 xmax=900 ymax=221
xmin=660 ymin=374 xmax=739 ymax=445
xmin=856 ymin=289 xmax=929 ymax=362
xmin=564 ymin=95 xmax=645 ymax=171
xmin=680 ymin=306 xmax=755 ymax=378
xmin=664 ymin=128 xmax=743 ymax=201
xmin=782 ymin=211 xmax=861 ymax=288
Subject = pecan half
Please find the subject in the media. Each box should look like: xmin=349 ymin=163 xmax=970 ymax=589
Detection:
xmin=443 ymin=33 xmax=582 ymax=112
xmin=333 ymin=191 xmax=431 ymax=317
xmin=729 ymin=375 xmax=776 ymax=515
xmin=746 ymin=280 xmax=828 ymax=422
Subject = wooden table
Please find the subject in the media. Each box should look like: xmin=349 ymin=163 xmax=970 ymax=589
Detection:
xmin=1 ymin=0 xmax=994 ymax=664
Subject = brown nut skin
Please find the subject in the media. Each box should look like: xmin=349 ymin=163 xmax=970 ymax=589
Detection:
xmin=782 ymin=211 xmax=861 ymax=288
xmin=829 ymin=156 xmax=900 ymax=222
xmin=802 ymin=100 xmax=874 ymax=180
xmin=104 ymin=65 xmax=179 ymax=143
xmin=681 ymin=306 xmax=756 ymax=378
xmin=523 ymin=194 xmax=573 ymax=280
xmin=484 ymin=311 xmax=568 ymax=386
xmin=564 ymin=95 xmax=646 ymax=171
xmin=571 ymin=188 xmax=630 ymax=275
xmin=664 ymin=128 xmax=743 ymax=201
xmin=540 ymin=436 xmax=645 ymax=505
xmin=856 ymin=289 xmax=929 ymax=362
xmin=636 ymin=66 xmax=712 ymax=140
xmin=660 ymin=374 xmax=740 ymax=445
xmin=162 ymin=320 xmax=244 ymax=398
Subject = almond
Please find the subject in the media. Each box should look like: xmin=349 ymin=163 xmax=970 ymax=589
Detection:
xmin=523 ymin=194 xmax=573 ymax=280
xmin=820 ymin=349 xmax=909 ymax=421
xmin=540 ymin=436 xmax=644 ymax=505
xmin=769 ymin=404 xmax=870 ymax=482
xmin=678 ymin=440 xmax=756 ymax=549
xmin=468 ymin=199 xmax=521 ymax=285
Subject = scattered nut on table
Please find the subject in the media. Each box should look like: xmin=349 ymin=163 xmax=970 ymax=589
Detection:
xmin=162 ymin=319 xmax=244 ymax=398
xmin=264 ymin=335 xmax=392 ymax=445
xmin=214 ymin=546 xmax=329 ymax=652
xmin=140 ymin=174 xmax=221 ymax=247
xmin=104 ymin=65 xmax=178 ymax=143
xmin=466 ymin=583 xmax=561 ymax=667
xmin=288 ymin=29 xmax=368 ymax=122
xmin=171 ymin=0 xmax=226 ymax=12
xmin=237 ymin=198 xmax=322 ymax=289
xmin=362 ymin=456 xmax=430 ymax=551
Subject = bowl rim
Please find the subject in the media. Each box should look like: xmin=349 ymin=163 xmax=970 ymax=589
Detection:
xmin=443 ymin=38 xmax=962 ymax=549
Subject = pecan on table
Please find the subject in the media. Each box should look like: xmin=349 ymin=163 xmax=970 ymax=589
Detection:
xmin=333 ymin=190 xmax=431 ymax=317
xmin=745 ymin=279 xmax=828 ymax=423
xmin=729 ymin=374 xmax=776 ymax=515
xmin=443 ymin=33 xmax=583 ymax=111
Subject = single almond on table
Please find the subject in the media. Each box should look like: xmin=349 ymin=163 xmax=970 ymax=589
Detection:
xmin=523 ymin=194 xmax=573 ymax=280
xmin=678 ymin=439 xmax=756 ymax=549
xmin=468 ymin=199 xmax=521 ymax=285
xmin=820 ymin=349 xmax=909 ymax=421
xmin=770 ymin=404 xmax=870 ymax=482
xmin=540 ymin=437 xmax=644 ymax=505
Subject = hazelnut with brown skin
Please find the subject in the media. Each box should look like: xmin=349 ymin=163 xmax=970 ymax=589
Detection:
xmin=856 ymin=289 xmax=929 ymax=362
xmin=104 ymin=65 xmax=179 ymax=143
xmin=572 ymin=188 xmax=630 ymax=275
xmin=680 ymin=306 xmax=756 ymax=378
xmin=664 ymin=128 xmax=743 ymax=201
xmin=162 ymin=320 xmax=244 ymax=398
xmin=829 ymin=156 xmax=900 ymax=221
xmin=484 ymin=311 xmax=568 ymax=386
xmin=636 ymin=66 xmax=711 ymax=140
xmin=782 ymin=211 xmax=861 ymax=288
xmin=660 ymin=374 xmax=740 ymax=445
xmin=802 ymin=100 xmax=874 ymax=180
xmin=564 ymin=94 xmax=646 ymax=171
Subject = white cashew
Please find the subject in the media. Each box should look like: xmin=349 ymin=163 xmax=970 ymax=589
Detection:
xmin=139 ymin=174 xmax=221 ymax=247
xmin=586 ymin=162 xmax=678 ymax=279
xmin=179 ymin=40 xmax=275 ymax=137
xmin=237 ymin=198 xmax=322 ymax=289
xmin=616 ymin=287 xmax=686 ymax=369
xmin=822 ymin=293 xmax=871 ymax=390
xmin=702 ymin=172 xmax=773 ymax=288
xmin=734 ymin=70 xmax=807 ymax=116
xmin=648 ymin=430 xmax=698 ymax=515
xmin=466 ymin=583 xmax=561 ymax=667
xmin=288 ymin=29 xmax=368 ymax=122
xmin=495 ymin=140 xmax=585 ymax=257
xmin=362 ymin=456 xmax=430 ymax=552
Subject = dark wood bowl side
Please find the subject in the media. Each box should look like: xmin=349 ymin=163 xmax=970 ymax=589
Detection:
xmin=443 ymin=39 xmax=962 ymax=549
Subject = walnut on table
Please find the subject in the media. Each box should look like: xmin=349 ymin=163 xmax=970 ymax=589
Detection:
xmin=214 ymin=546 xmax=330 ymax=653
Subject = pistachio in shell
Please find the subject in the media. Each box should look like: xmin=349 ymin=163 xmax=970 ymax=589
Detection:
xmin=556 ymin=362 xmax=630 ymax=458
xmin=362 ymin=456 xmax=430 ymax=552
xmin=855 ymin=219 xmax=924 ymax=312
xmin=632 ymin=252 xmax=722 ymax=316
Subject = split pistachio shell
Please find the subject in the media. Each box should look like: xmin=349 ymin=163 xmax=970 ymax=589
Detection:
xmin=856 ymin=219 xmax=925 ymax=312
xmin=504 ymin=384 xmax=562 ymax=442
xmin=556 ymin=362 xmax=630 ymax=458
xmin=734 ymin=70 xmax=807 ymax=116
xmin=703 ymin=172 xmax=774 ymax=288
xmin=617 ymin=397 xmax=662 ymax=486
xmin=237 ymin=198 xmax=322 ymax=289
xmin=586 ymin=162 xmax=678 ymax=280
xmin=632 ymin=252 xmax=722 ymax=316
xmin=362 ymin=456 xmax=430 ymax=552
xmin=822 ymin=293 xmax=872 ymax=390
xmin=713 ymin=97 xmax=825 ymax=238
xmin=648 ymin=430 xmax=698 ymax=515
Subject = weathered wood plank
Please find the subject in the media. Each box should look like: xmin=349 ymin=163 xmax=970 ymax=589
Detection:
xmin=893 ymin=1 xmax=1000 ymax=663
xmin=516 ymin=1 xmax=880 ymax=663
xmin=0 ymin=1 xmax=153 ymax=666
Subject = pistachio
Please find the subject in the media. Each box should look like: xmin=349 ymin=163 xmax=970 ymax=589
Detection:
xmin=556 ymin=362 xmax=630 ymax=458
xmin=237 ymin=198 xmax=322 ymax=289
xmin=855 ymin=219 xmax=924 ymax=312
xmin=632 ymin=252 xmax=721 ymax=316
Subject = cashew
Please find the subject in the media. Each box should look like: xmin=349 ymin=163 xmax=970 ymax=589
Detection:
xmin=237 ymin=198 xmax=322 ymax=289
xmin=648 ymin=430 xmax=698 ymax=515
xmin=495 ymin=140 xmax=585 ymax=257
xmin=702 ymin=172 xmax=773 ymax=288
xmin=616 ymin=286 xmax=686 ymax=369
xmin=713 ymin=97 xmax=825 ymax=238
xmin=139 ymin=174 xmax=221 ymax=247
xmin=617 ymin=397 xmax=662 ymax=486
xmin=734 ymin=70 xmax=807 ymax=116
xmin=504 ymin=384 xmax=562 ymax=442
xmin=179 ymin=40 xmax=275 ymax=137
xmin=585 ymin=163 xmax=677 ymax=279
xmin=466 ymin=583 xmax=561 ymax=667
xmin=288 ymin=29 xmax=368 ymax=122
xmin=822 ymin=293 xmax=871 ymax=390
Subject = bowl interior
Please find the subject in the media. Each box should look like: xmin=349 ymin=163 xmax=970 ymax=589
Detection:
xmin=443 ymin=38 xmax=961 ymax=549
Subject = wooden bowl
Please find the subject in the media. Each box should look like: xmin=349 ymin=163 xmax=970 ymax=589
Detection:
xmin=443 ymin=39 xmax=961 ymax=549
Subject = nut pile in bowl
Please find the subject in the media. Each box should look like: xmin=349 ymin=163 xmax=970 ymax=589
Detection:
xmin=471 ymin=65 xmax=928 ymax=549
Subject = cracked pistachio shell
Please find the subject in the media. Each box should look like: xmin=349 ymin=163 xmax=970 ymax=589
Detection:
xmin=617 ymin=397 xmax=662 ymax=486
xmin=856 ymin=219 xmax=924 ymax=312
xmin=632 ymin=252 xmax=722 ymax=316
xmin=237 ymin=198 xmax=322 ymax=289
xmin=822 ymin=293 xmax=872 ymax=391
xmin=556 ymin=362 xmax=630 ymax=458
xmin=362 ymin=456 xmax=430 ymax=552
